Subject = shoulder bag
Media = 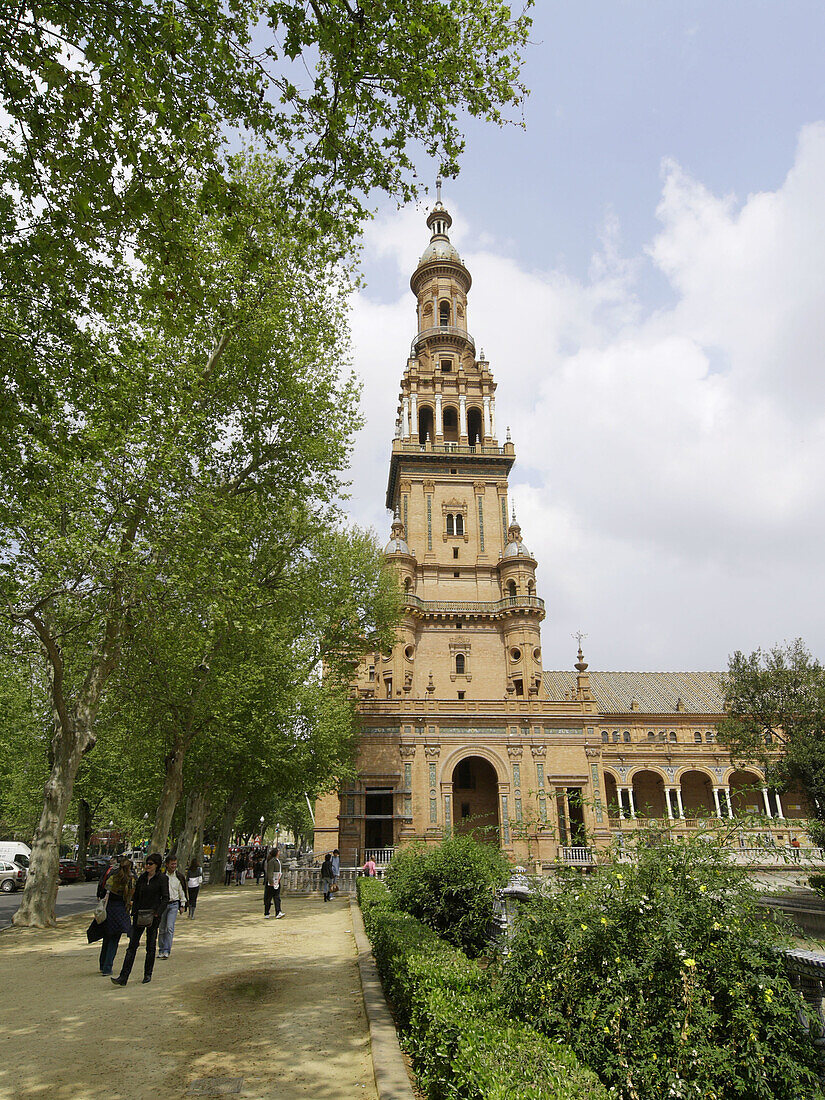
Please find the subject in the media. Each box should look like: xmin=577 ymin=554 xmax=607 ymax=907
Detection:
xmin=93 ymin=893 xmax=109 ymax=924
xmin=136 ymin=908 xmax=155 ymax=927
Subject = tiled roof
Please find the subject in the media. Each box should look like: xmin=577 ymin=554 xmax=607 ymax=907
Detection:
xmin=543 ymin=670 xmax=724 ymax=715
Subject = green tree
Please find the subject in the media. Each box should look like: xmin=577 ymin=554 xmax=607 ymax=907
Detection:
xmin=2 ymin=162 xmax=362 ymax=925
xmin=718 ymin=640 xmax=825 ymax=843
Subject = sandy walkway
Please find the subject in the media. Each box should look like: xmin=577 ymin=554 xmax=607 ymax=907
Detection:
xmin=0 ymin=887 xmax=378 ymax=1100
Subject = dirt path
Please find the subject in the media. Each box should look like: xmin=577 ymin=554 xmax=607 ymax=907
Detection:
xmin=0 ymin=888 xmax=378 ymax=1099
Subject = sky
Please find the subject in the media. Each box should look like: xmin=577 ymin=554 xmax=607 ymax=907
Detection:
xmin=345 ymin=2 xmax=825 ymax=675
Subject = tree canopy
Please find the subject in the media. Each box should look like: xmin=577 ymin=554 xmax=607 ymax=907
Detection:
xmin=718 ymin=639 xmax=825 ymax=840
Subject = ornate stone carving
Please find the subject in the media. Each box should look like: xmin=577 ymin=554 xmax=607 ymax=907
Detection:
xmin=663 ymin=766 xmax=677 ymax=780
xmin=530 ymin=745 xmax=547 ymax=759
xmin=584 ymin=745 xmax=601 ymax=758
xmin=399 ymin=745 xmax=416 ymax=759
xmin=424 ymin=744 xmax=441 ymax=758
xmin=507 ymin=744 xmax=523 ymax=761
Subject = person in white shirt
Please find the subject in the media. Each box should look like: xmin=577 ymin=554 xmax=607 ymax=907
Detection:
xmin=158 ymin=855 xmax=189 ymax=958
xmin=186 ymin=859 xmax=203 ymax=919
xmin=263 ymin=846 xmax=283 ymax=919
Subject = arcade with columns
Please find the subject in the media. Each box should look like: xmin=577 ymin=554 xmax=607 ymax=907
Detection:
xmin=314 ymin=187 xmax=810 ymax=868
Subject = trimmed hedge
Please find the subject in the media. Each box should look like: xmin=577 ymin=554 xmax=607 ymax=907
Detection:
xmin=357 ymin=877 xmax=608 ymax=1100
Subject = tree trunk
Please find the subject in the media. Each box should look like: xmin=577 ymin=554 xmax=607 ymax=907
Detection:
xmin=210 ymin=793 xmax=244 ymax=884
xmin=175 ymin=786 xmax=208 ymax=869
xmin=76 ymin=798 xmax=92 ymax=875
xmin=149 ymin=743 xmax=185 ymax=855
xmin=13 ymin=724 xmax=87 ymax=927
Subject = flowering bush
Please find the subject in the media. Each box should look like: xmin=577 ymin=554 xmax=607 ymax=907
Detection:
xmin=499 ymin=837 xmax=821 ymax=1099
xmin=383 ymin=833 xmax=511 ymax=956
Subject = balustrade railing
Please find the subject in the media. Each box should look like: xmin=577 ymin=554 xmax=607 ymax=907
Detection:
xmin=404 ymin=594 xmax=544 ymax=615
xmin=394 ymin=440 xmax=506 ymax=456
xmin=411 ymin=325 xmax=476 ymax=354
xmin=561 ymin=846 xmax=594 ymax=865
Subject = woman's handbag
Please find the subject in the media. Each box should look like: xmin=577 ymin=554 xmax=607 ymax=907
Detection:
xmin=136 ymin=908 xmax=155 ymax=928
xmin=93 ymin=894 xmax=108 ymax=924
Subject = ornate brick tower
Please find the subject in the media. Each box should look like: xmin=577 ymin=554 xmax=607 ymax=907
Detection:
xmin=313 ymin=187 xmax=609 ymax=867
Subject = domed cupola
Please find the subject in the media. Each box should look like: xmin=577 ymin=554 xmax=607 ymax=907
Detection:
xmin=384 ymin=507 xmax=412 ymax=556
xmin=410 ymin=178 xmax=471 ymax=296
xmin=502 ymin=512 xmax=533 ymax=559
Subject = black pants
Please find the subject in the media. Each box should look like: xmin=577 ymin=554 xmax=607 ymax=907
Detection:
xmin=188 ymin=885 xmax=200 ymax=912
xmin=117 ymin=919 xmax=159 ymax=982
xmin=264 ymin=884 xmax=281 ymax=915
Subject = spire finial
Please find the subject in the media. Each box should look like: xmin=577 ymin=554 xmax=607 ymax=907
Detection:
xmin=436 ymin=176 xmax=442 ymax=204
xmin=573 ymin=632 xmax=589 ymax=672
xmin=511 ymin=501 xmax=517 ymax=524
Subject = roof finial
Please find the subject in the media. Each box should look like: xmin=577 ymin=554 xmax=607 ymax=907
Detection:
xmin=573 ymin=631 xmax=589 ymax=672
xmin=436 ymin=176 xmax=442 ymax=204
xmin=511 ymin=501 xmax=517 ymax=524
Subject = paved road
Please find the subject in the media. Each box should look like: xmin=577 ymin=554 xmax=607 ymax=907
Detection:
xmin=0 ymin=880 xmax=99 ymax=932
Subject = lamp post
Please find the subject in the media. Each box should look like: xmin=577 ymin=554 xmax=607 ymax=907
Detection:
xmin=260 ymin=816 xmax=265 ymax=846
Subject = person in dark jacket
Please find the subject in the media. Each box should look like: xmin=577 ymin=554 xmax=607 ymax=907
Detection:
xmin=111 ymin=852 xmax=169 ymax=986
xmin=97 ymin=857 xmax=135 ymax=975
xmin=320 ymin=854 xmax=334 ymax=902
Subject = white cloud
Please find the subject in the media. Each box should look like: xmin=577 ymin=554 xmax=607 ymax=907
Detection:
xmin=347 ymin=124 xmax=825 ymax=672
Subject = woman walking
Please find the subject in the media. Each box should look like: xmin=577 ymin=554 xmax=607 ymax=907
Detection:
xmin=97 ymin=857 xmax=135 ymax=975
xmin=224 ymin=854 xmax=234 ymax=886
xmin=320 ymin=853 xmax=334 ymax=902
xmin=111 ymin=852 xmax=169 ymax=986
xmin=186 ymin=858 xmax=203 ymax=919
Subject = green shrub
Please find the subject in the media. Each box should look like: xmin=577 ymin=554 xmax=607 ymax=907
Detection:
xmin=500 ymin=837 xmax=822 ymax=1100
xmin=360 ymin=882 xmax=607 ymax=1099
xmin=383 ymin=833 xmax=511 ymax=956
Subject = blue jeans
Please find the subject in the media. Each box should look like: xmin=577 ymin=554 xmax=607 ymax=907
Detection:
xmin=99 ymin=932 xmax=121 ymax=974
xmin=158 ymin=902 xmax=179 ymax=955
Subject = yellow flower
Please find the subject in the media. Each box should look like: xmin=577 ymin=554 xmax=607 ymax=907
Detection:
xmin=604 ymin=1026 xmax=610 ymax=1034
xmin=601 ymin=917 xmax=608 ymax=925
xmin=683 ymin=958 xmax=696 ymax=969
xmin=712 ymin=922 xmax=722 ymax=930
xmin=536 ymin=948 xmax=543 ymax=956
xmin=699 ymin=884 xmax=707 ymax=893
xmin=581 ymin=923 xmax=589 ymax=931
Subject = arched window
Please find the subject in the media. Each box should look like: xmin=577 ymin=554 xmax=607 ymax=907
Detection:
xmin=455 ymin=653 xmax=465 ymax=675
xmin=446 ymin=514 xmax=454 ymax=536
xmin=455 ymin=513 xmax=464 ymax=536
xmin=467 ymin=407 xmax=483 ymax=446
xmin=442 ymin=405 xmax=458 ymax=442
xmin=527 ymin=579 xmax=536 ymax=595
xmin=418 ymin=405 xmax=434 ymax=443
xmin=507 ymin=579 xmax=516 ymax=598
xmin=439 ymin=300 xmax=451 ymax=326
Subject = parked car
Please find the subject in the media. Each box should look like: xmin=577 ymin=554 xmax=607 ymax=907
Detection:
xmin=0 ymin=860 xmax=27 ymax=893
xmin=58 ymin=859 xmax=81 ymax=884
xmin=84 ymin=857 xmax=110 ymax=881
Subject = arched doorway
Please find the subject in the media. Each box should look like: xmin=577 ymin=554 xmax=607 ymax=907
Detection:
xmin=452 ymin=756 xmax=499 ymax=842
xmin=729 ymin=770 xmax=764 ymax=816
xmin=680 ymin=770 xmax=714 ymax=817
xmin=632 ymin=770 xmax=667 ymax=819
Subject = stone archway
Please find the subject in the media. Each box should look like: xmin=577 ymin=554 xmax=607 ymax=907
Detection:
xmin=452 ymin=756 xmax=499 ymax=842
xmin=728 ymin=769 xmax=764 ymax=816
xmin=632 ymin=769 xmax=667 ymax=819
xmin=604 ymin=772 xmax=621 ymax=822
xmin=680 ymin=769 xmax=714 ymax=817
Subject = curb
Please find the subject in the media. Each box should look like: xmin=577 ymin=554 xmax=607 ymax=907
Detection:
xmin=350 ymin=900 xmax=416 ymax=1100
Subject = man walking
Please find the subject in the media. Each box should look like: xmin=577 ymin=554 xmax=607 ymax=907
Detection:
xmin=330 ymin=848 xmax=340 ymax=896
xmin=264 ymin=846 xmax=283 ymax=919
xmin=158 ymin=855 xmax=189 ymax=960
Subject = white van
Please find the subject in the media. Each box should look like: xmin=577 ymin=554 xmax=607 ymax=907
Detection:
xmin=0 ymin=842 xmax=31 ymax=868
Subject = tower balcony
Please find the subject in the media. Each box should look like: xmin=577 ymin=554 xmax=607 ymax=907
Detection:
xmin=411 ymin=325 xmax=476 ymax=357
xmin=392 ymin=439 xmax=510 ymax=457
xmin=404 ymin=594 xmax=545 ymax=620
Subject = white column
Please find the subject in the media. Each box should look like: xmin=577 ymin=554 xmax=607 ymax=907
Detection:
xmin=483 ymin=396 xmax=491 ymax=440
xmin=724 ymin=787 xmax=733 ymax=816
xmin=618 ymin=788 xmax=628 ymax=819
xmin=490 ymin=396 xmax=496 ymax=439
xmin=676 ymin=787 xmax=685 ymax=819
xmin=435 ymin=392 xmax=443 ymax=438
xmin=410 ymin=392 xmax=418 ymax=438
xmin=402 ymin=396 xmax=410 ymax=439
xmin=712 ymin=787 xmax=722 ymax=817
xmin=762 ymin=788 xmax=773 ymax=817
xmin=628 ymin=787 xmax=637 ymax=819
xmin=459 ymin=394 xmax=467 ymax=438
xmin=665 ymin=787 xmax=674 ymax=820
xmin=774 ymin=792 xmax=785 ymax=818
